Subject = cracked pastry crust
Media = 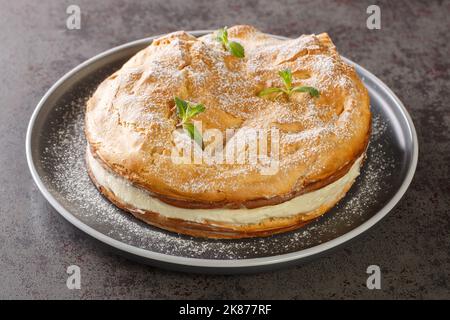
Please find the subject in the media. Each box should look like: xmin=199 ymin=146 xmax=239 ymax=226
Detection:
xmin=85 ymin=25 xmax=371 ymax=238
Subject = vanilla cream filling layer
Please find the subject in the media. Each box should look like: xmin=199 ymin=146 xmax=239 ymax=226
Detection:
xmin=87 ymin=148 xmax=363 ymax=225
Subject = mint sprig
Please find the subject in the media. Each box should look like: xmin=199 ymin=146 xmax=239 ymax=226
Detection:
xmin=258 ymin=69 xmax=320 ymax=98
xmin=216 ymin=27 xmax=245 ymax=58
xmin=174 ymin=97 xmax=205 ymax=147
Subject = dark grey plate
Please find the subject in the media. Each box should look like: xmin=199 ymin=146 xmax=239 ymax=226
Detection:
xmin=26 ymin=31 xmax=418 ymax=273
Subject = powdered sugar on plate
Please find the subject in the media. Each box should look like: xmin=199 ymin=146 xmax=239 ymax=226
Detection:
xmin=38 ymin=59 xmax=400 ymax=260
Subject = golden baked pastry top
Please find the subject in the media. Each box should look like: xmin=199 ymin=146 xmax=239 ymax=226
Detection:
xmin=85 ymin=25 xmax=370 ymax=207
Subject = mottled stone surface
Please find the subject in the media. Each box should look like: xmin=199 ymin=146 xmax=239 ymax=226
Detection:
xmin=0 ymin=0 xmax=449 ymax=299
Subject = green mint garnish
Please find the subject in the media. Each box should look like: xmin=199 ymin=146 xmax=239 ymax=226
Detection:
xmin=216 ymin=27 xmax=245 ymax=58
xmin=258 ymin=69 xmax=320 ymax=98
xmin=278 ymin=69 xmax=293 ymax=91
xmin=174 ymin=97 xmax=205 ymax=147
xmin=291 ymin=86 xmax=320 ymax=97
xmin=228 ymin=41 xmax=245 ymax=58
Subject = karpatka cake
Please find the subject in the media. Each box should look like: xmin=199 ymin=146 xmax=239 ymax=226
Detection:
xmin=85 ymin=25 xmax=371 ymax=238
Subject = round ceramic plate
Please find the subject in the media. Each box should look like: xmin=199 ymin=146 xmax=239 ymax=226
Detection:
xmin=26 ymin=31 xmax=418 ymax=273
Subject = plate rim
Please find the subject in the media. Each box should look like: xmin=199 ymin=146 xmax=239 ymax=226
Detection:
xmin=26 ymin=30 xmax=419 ymax=270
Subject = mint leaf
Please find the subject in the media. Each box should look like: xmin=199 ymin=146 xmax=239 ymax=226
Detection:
xmin=292 ymin=86 xmax=320 ymax=97
xmin=183 ymin=122 xmax=203 ymax=147
xmin=216 ymin=27 xmax=228 ymax=43
xmin=216 ymin=29 xmax=224 ymax=42
xmin=278 ymin=69 xmax=292 ymax=90
xmin=258 ymin=87 xmax=283 ymax=97
xmin=174 ymin=97 xmax=188 ymax=120
xmin=228 ymin=41 xmax=245 ymax=58
xmin=215 ymin=27 xmax=245 ymax=58
xmin=258 ymin=69 xmax=320 ymax=100
xmin=174 ymin=97 xmax=206 ymax=146
xmin=186 ymin=103 xmax=205 ymax=119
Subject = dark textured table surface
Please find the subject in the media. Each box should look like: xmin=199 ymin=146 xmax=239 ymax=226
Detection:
xmin=1 ymin=0 xmax=449 ymax=299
